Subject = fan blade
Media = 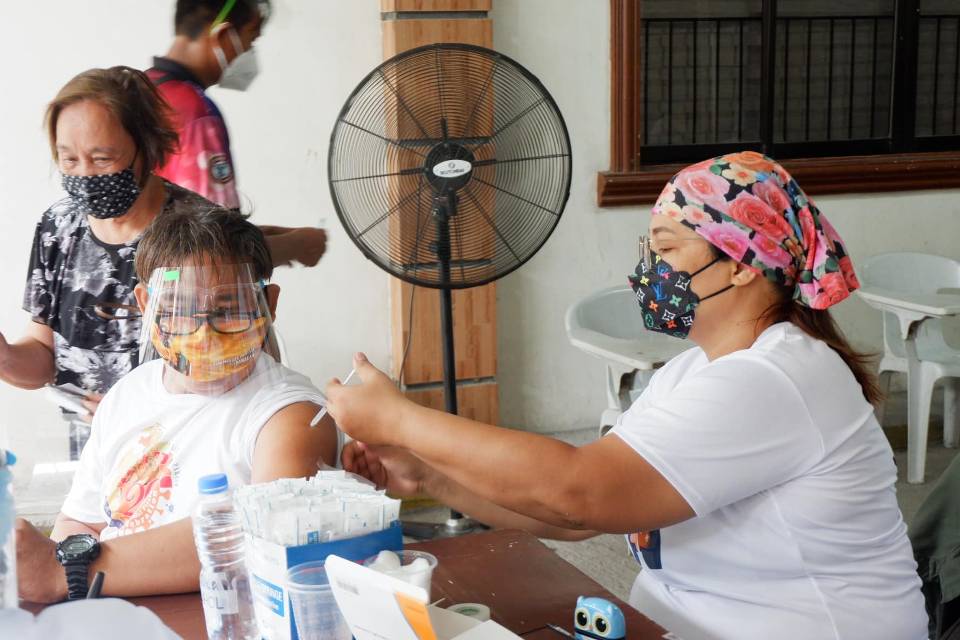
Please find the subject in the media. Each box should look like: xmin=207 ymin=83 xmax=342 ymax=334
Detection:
xmin=330 ymin=167 xmax=425 ymax=184
xmin=472 ymin=176 xmax=561 ymax=218
xmin=472 ymin=153 xmax=570 ymax=168
xmin=469 ymin=97 xmax=548 ymax=156
xmin=462 ymin=185 xmax=523 ymax=266
xmin=339 ymin=118 xmax=427 ymax=158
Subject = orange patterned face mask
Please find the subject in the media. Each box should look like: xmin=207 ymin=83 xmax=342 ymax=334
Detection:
xmin=150 ymin=317 xmax=268 ymax=383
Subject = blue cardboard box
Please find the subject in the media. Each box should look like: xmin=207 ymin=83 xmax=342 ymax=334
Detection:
xmin=246 ymin=521 xmax=403 ymax=640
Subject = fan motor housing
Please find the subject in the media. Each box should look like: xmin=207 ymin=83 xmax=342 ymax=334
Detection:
xmin=425 ymin=142 xmax=475 ymax=193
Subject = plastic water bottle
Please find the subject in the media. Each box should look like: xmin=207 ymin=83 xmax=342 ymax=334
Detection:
xmin=0 ymin=450 xmax=16 ymax=610
xmin=192 ymin=474 xmax=259 ymax=640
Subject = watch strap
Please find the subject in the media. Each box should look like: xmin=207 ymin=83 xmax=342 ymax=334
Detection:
xmin=64 ymin=563 xmax=90 ymax=600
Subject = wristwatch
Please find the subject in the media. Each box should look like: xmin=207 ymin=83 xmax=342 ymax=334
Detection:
xmin=55 ymin=534 xmax=101 ymax=600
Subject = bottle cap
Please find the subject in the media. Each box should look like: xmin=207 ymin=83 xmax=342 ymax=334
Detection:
xmin=198 ymin=473 xmax=229 ymax=495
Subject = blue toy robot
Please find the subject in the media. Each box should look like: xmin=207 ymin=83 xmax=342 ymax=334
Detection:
xmin=573 ymin=596 xmax=626 ymax=640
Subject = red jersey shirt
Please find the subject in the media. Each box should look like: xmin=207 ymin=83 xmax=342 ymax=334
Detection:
xmin=146 ymin=57 xmax=240 ymax=209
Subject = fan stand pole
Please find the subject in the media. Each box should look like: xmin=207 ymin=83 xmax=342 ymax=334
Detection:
xmin=436 ymin=195 xmax=459 ymax=417
xmin=402 ymin=192 xmax=485 ymax=540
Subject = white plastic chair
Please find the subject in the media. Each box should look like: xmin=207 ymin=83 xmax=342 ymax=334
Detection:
xmin=565 ymin=285 xmax=690 ymax=435
xmin=858 ymin=253 xmax=960 ymax=483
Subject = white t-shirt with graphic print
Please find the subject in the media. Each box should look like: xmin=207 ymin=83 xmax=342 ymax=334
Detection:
xmin=62 ymin=354 xmax=343 ymax=540
xmin=611 ymin=322 xmax=927 ymax=640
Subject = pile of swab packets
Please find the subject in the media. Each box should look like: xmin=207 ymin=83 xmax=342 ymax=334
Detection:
xmin=235 ymin=469 xmax=401 ymax=546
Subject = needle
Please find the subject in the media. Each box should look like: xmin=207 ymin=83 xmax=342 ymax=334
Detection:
xmin=310 ymin=368 xmax=356 ymax=427
xmin=86 ymin=571 xmax=105 ymax=599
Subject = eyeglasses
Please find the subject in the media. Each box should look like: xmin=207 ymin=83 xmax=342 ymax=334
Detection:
xmin=89 ymin=302 xmax=142 ymax=321
xmin=638 ymin=235 xmax=653 ymax=272
xmin=155 ymin=309 xmax=263 ymax=336
xmin=638 ymin=233 xmax=706 ymax=271
xmin=150 ymin=278 xmax=268 ymax=335
xmin=74 ymin=302 xmax=142 ymax=327
xmin=69 ymin=302 xmax=141 ymax=353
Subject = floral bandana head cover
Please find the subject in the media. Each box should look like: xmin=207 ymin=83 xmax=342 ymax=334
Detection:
xmin=652 ymin=151 xmax=859 ymax=309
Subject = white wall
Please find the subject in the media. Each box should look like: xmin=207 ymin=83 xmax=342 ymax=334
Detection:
xmin=1 ymin=0 xmax=958 ymax=484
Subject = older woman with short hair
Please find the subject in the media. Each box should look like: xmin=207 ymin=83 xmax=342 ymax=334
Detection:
xmin=7 ymin=66 xmax=213 ymax=455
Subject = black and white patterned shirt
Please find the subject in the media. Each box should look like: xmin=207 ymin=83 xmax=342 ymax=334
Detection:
xmin=23 ymin=180 xmax=215 ymax=395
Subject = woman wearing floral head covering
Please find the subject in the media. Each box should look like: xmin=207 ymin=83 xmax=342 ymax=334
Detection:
xmin=651 ymin=151 xmax=859 ymax=309
xmin=323 ymin=153 xmax=927 ymax=639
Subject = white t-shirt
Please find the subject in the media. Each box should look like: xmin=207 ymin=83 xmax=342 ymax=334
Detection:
xmin=611 ymin=322 xmax=927 ymax=640
xmin=62 ymin=355 xmax=343 ymax=540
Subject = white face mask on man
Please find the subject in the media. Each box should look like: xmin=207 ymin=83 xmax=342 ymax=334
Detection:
xmin=212 ymin=24 xmax=259 ymax=91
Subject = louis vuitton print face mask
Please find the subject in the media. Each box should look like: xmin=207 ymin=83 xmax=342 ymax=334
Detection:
xmin=628 ymin=236 xmax=732 ymax=339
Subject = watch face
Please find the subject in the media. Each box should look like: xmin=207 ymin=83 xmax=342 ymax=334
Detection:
xmin=57 ymin=534 xmax=100 ymax=564
xmin=66 ymin=539 xmax=91 ymax=553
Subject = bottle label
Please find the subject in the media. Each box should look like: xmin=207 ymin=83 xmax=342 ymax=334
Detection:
xmin=201 ymin=572 xmax=240 ymax=616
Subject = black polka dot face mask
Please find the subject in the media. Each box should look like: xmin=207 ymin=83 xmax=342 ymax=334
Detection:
xmin=61 ymin=166 xmax=142 ymax=219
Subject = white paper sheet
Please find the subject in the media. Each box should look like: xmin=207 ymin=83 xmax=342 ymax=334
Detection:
xmin=326 ymin=554 xmax=431 ymax=640
xmin=325 ymin=555 xmax=523 ymax=640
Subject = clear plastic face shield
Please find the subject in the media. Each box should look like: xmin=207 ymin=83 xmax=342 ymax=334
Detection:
xmin=137 ymin=263 xmax=282 ymax=395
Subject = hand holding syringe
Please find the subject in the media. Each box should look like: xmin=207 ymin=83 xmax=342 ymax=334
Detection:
xmin=310 ymin=368 xmax=356 ymax=427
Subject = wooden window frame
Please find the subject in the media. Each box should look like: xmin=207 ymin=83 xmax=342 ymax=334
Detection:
xmin=598 ymin=0 xmax=960 ymax=207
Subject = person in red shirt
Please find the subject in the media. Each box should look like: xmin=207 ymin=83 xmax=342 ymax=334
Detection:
xmin=147 ymin=0 xmax=326 ymax=267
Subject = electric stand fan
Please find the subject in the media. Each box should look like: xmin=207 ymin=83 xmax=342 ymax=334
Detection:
xmin=328 ymin=43 xmax=572 ymax=538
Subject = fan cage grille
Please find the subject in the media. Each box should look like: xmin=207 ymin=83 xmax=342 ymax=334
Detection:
xmin=328 ymin=43 xmax=572 ymax=289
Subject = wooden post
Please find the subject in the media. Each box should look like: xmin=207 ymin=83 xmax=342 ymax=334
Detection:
xmin=382 ymin=0 xmax=499 ymax=424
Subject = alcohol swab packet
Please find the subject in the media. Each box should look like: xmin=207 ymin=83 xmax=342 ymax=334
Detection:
xmin=234 ymin=468 xmax=400 ymax=545
xmin=309 ymin=367 xmax=356 ymax=427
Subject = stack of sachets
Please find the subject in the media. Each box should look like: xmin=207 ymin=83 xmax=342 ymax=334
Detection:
xmin=234 ymin=469 xmax=401 ymax=546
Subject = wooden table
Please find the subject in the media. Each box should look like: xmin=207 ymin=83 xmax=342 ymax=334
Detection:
xmin=24 ymin=529 xmax=667 ymax=639
xmin=408 ymin=529 xmax=665 ymax=638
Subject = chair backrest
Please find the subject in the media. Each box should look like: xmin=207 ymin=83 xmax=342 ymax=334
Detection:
xmin=566 ymin=285 xmax=648 ymax=341
xmin=859 ymin=253 xmax=960 ymax=360
xmin=859 ymin=252 xmax=960 ymax=294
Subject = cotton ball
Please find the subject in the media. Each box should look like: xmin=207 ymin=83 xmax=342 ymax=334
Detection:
xmin=370 ymin=550 xmax=401 ymax=571
xmin=407 ymin=557 xmax=430 ymax=572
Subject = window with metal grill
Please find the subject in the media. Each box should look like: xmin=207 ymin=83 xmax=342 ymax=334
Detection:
xmin=600 ymin=0 xmax=960 ymax=205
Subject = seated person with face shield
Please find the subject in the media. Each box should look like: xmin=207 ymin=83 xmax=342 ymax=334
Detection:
xmin=14 ymin=208 xmax=342 ymax=603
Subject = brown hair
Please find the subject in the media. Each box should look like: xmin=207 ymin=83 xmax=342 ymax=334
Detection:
xmin=45 ymin=66 xmax=178 ymax=182
xmin=760 ymin=297 xmax=882 ymax=405
xmin=135 ymin=208 xmax=273 ymax=281
xmin=711 ymin=248 xmax=882 ymax=406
